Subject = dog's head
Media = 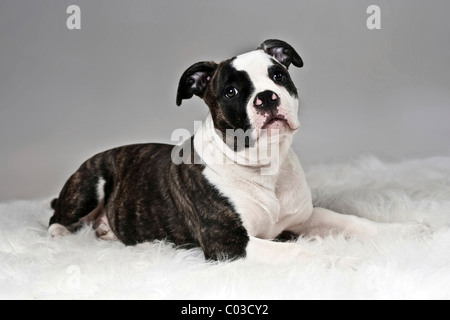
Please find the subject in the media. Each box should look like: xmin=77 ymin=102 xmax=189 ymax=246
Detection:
xmin=177 ymin=39 xmax=303 ymax=150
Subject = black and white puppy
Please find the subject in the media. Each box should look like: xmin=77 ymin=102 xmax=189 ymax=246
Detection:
xmin=49 ymin=40 xmax=426 ymax=264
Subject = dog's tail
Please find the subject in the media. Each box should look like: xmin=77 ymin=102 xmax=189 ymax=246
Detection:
xmin=50 ymin=198 xmax=59 ymax=210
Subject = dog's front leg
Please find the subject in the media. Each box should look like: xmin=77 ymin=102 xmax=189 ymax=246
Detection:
xmin=293 ymin=207 xmax=430 ymax=240
xmin=299 ymin=207 xmax=380 ymax=240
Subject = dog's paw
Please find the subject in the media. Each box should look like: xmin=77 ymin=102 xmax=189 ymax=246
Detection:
xmin=95 ymin=222 xmax=118 ymax=241
xmin=48 ymin=223 xmax=71 ymax=239
xmin=398 ymin=221 xmax=433 ymax=238
xmin=377 ymin=221 xmax=433 ymax=239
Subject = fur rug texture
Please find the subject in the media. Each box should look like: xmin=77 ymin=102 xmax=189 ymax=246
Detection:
xmin=1 ymin=156 xmax=450 ymax=300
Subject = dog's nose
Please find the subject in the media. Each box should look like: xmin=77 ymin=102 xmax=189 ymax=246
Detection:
xmin=254 ymin=90 xmax=280 ymax=109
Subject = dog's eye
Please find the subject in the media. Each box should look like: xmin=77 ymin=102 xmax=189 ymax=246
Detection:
xmin=273 ymin=73 xmax=285 ymax=83
xmin=224 ymin=87 xmax=239 ymax=99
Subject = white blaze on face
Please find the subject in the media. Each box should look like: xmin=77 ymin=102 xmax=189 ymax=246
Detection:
xmin=231 ymin=50 xmax=300 ymax=139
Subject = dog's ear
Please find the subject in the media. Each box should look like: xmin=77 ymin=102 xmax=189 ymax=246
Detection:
xmin=176 ymin=61 xmax=218 ymax=106
xmin=258 ymin=39 xmax=303 ymax=69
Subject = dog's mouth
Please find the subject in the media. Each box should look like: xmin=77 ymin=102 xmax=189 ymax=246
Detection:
xmin=262 ymin=117 xmax=288 ymax=129
xmin=261 ymin=113 xmax=298 ymax=131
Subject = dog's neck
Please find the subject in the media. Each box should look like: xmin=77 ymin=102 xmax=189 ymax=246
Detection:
xmin=194 ymin=113 xmax=294 ymax=176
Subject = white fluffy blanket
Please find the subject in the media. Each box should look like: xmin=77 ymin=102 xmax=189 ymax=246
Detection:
xmin=1 ymin=156 xmax=450 ymax=300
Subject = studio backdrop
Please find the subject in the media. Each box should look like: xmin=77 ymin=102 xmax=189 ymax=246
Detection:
xmin=1 ymin=0 xmax=449 ymax=201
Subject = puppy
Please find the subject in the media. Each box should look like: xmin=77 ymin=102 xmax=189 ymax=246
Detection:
xmin=49 ymin=39 xmax=427 ymax=264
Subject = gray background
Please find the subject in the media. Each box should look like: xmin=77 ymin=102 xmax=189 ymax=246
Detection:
xmin=1 ymin=0 xmax=449 ymax=201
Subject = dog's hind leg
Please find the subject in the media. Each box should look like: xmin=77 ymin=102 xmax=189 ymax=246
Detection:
xmin=92 ymin=208 xmax=118 ymax=241
xmin=49 ymin=156 xmax=109 ymax=238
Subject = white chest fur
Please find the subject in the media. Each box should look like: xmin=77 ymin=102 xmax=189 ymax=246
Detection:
xmin=194 ymin=116 xmax=313 ymax=239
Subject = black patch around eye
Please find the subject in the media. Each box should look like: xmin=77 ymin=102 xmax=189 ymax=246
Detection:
xmin=268 ymin=65 xmax=298 ymax=98
xmin=215 ymin=62 xmax=254 ymax=133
